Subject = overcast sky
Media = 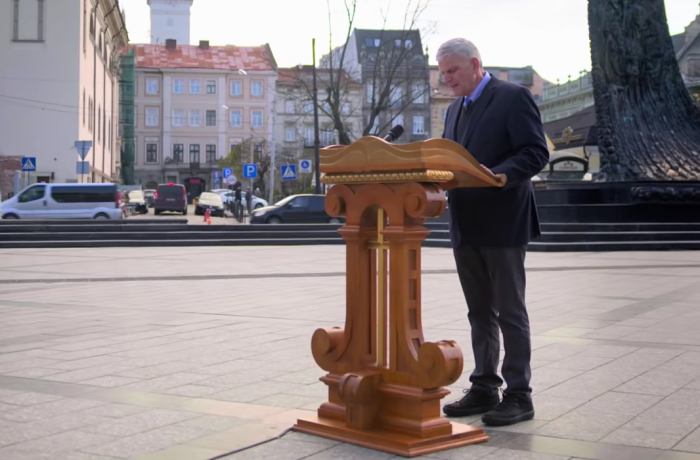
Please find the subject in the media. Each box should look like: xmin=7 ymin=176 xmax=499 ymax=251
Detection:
xmin=119 ymin=0 xmax=700 ymax=83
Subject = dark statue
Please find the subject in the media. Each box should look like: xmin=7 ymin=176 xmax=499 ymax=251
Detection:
xmin=589 ymin=0 xmax=700 ymax=181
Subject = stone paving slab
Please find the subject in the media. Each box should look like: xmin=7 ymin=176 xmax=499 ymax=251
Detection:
xmin=1 ymin=247 xmax=700 ymax=459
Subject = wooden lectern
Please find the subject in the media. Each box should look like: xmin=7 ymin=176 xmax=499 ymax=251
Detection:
xmin=292 ymin=136 xmax=505 ymax=457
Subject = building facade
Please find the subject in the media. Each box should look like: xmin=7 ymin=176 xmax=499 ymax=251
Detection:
xmin=537 ymin=71 xmax=594 ymax=123
xmin=275 ymin=66 xmax=363 ymax=161
xmin=320 ymin=29 xmax=431 ymax=143
xmin=132 ymin=40 xmax=278 ymax=197
xmin=0 ymin=0 xmax=128 ymax=193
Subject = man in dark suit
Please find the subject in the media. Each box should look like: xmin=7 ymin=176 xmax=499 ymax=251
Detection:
xmin=437 ymin=38 xmax=549 ymax=426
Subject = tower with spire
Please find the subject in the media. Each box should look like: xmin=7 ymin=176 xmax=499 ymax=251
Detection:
xmin=147 ymin=0 xmax=193 ymax=45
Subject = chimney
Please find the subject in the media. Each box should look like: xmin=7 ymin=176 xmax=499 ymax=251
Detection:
xmin=199 ymin=40 xmax=210 ymax=50
xmin=165 ymin=39 xmax=176 ymax=50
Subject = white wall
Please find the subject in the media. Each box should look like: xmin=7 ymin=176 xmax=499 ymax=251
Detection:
xmin=0 ymin=0 xmax=80 ymax=183
xmin=149 ymin=0 xmax=192 ymax=45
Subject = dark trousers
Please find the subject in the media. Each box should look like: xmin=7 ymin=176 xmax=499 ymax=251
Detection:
xmin=453 ymin=245 xmax=532 ymax=398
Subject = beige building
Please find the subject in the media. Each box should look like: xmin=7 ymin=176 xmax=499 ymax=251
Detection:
xmin=132 ymin=40 xmax=277 ymax=196
xmin=0 ymin=0 xmax=127 ymax=190
xmin=429 ymin=65 xmax=550 ymax=139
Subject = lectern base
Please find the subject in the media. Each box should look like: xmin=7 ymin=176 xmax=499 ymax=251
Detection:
xmin=293 ymin=416 xmax=489 ymax=458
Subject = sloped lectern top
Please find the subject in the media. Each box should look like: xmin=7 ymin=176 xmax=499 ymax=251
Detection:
xmin=320 ymin=136 xmax=506 ymax=189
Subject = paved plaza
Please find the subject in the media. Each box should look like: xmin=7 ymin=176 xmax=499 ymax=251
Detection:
xmin=1 ymin=246 xmax=700 ymax=459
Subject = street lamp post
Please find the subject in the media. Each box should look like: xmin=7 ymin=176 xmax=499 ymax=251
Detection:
xmin=312 ymin=38 xmax=321 ymax=195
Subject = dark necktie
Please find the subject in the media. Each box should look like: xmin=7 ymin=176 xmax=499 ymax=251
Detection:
xmin=454 ymin=99 xmax=474 ymax=143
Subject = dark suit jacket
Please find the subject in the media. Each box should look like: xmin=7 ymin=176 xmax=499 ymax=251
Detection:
xmin=442 ymin=76 xmax=549 ymax=248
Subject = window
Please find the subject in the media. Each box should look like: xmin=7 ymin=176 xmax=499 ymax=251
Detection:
xmin=412 ymin=116 xmax=425 ymax=135
xmin=366 ymin=84 xmax=374 ymax=103
xmin=251 ymin=110 xmax=263 ymax=128
xmin=189 ymin=144 xmax=200 ymax=163
xmin=12 ymin=0 xmax=45 ymax=42
xmin=51 ymin=185 xmax=115 ymax=203
xmin=285 ymin=127 xmax=296 ymax=142
xmin=229 ymin=110 xmax=242 ymax=127
xmin=206 ymin=110 xmax=216 ymax=127
xmin=173 ymin=144 xmax=184 ymax=162
xmin=285 ymin=100 xmax=295 ymax=114
xmin=342 ymin=102 xmax=351 ymax=115
xmin=172 ymin=109 xmax=185 ymax=127
xmin=189 ymin=79 xmax=201 ymax=94
xmin=206 ymin=80 xmax=216 ymax=94
xmin=173 ymin=79 xmax=184 ymax=94
xmin=413 ymin=83 xmax=425 ymax=103
xmin=441 ymin=109 xmax=447 ymax=122
xmin=394 ymin=114 xmax=404 ymax=127
xmin=251 ymin=81 xmax=263 ymax=97
xmin=405 ymin=39 xmax=413 ymax=49
xmin=304 ymin=127 xmax=314 ymax=146
xmin=146 ymin=108 xmax=159 ymax=127
xmin=18 ymin=185 xmax=45 ymax=203
xmin=303 ymin=102 xmax=313 ymax=114
xmin=230 ymin=80 xmax=242 ymax=96
xmin=390 ymin=87 xmax=403 ymax=106
xmin=134 ymin=106 xmax=138 ymax=128
xmin=253 ymin=143 xmax=263 ymax=155
xmin=189 ymin=109 xmax=200 ymax=127
xmin=364 ymin=38 xmax=380 ymax=47
xmin=321 ymin=130 xmax=334 ymax=146
xmin=146 ymin=78 xmax=159 ymax=95
xmin=145 ymin=142 xmax=158 ymax=163
xmin=206 ymin=144 xmax=217 ymax=163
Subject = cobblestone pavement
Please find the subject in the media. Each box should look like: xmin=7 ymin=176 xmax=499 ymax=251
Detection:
xmin=1 ymin=247 xmax=700 ymax=460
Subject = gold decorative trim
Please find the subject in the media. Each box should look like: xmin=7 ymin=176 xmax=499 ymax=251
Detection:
xmin=321 ymin=170 xmax=454 ymax=184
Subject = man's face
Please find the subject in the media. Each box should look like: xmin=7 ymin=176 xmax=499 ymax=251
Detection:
xmin=438 ymin=54 xmax=481 ymax=97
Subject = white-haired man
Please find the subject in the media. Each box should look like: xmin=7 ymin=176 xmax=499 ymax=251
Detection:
xmin=437 ymin=38 xmax=549 ymax=426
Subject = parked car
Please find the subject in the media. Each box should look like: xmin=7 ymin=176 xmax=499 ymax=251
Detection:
xmin=194 ymin=192 xmax=225 ymax=217
xmin=249 ymin=194 xmax=342 ymax=224
xmin=217 ymin=190 xmax=268 ymax=212
xmin=1 ymin=183 xmax=122 ymax=220
xmin=153 ymin=183 xmax=188 ymax=215
xmin=124 ymin=190 xmax=148 ymax=214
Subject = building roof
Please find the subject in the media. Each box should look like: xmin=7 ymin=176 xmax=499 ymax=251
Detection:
xmin=131 ymin=43 xmax=277 ymax=71
xmin=353 ymin=28 xmax=424 ymax=50
xmin=543 ymin=104 xmax=597 ymax=150
xmin=277 ymin=66 xmax=359 ymax=85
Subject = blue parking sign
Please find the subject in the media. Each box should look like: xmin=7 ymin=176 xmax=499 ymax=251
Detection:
xmin=243 ymin=164 xmax=258 ymax=179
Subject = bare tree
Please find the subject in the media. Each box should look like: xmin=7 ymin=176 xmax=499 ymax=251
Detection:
xmin=285 ymin=0 xmax=432 ymax=145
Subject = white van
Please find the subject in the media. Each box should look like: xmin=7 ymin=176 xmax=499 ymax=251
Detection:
xmin=0 ymin=183 xmax=123 ymax=220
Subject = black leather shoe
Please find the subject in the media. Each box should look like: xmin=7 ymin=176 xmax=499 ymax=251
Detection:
xmin=481 ymin=392 xmax=534 ymax=426
xmin=443 ymin=389 xmax=500 ymax=417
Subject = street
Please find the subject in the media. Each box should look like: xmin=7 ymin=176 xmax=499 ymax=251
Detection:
xmin=1 ymin=247 xmax=700 ymax=459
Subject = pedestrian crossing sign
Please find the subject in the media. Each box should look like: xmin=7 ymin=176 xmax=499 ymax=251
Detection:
xmin=21 ymin=157 xmax=36 ymax=171
xmin=281 ymin=164 xmax=297 ymax=181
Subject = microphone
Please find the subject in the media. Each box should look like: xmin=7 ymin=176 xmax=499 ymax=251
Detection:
xmin=383 ymin=124 xmax=404 ymax=142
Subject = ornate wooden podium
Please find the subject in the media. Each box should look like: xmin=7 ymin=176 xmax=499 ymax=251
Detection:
xmin=292 ymin=136 xmax=505 ymax=457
